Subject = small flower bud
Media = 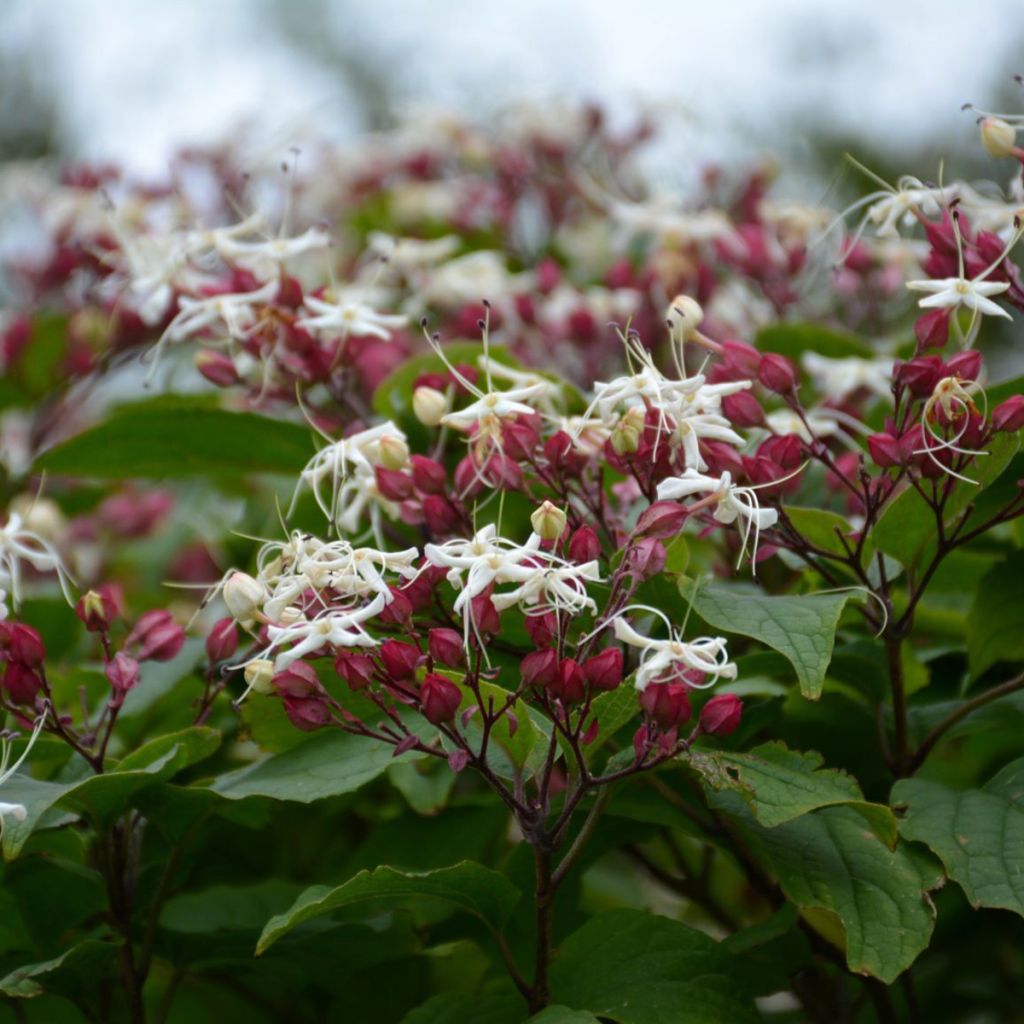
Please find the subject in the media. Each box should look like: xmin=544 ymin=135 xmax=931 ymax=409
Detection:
xmin=5 ymin=624 xmax=45 ymax=667
xmin=375 ymin=466 xmax=414 ymax=501
xmin=567 ymin=526 xmax=600 ymax=564
xmin=895 ymin=356 xmax=943 ymax=398
xmin=380 ymin=639 xmax=421 ymax=680
xmin=422 ymin=495 xmax=461 ymax=536
xmin=626 ymin=537 xmax=666 ymax=581
xmin=413 ymin=385 xmax=448 ymax=426
xmin=721 ymin=340 xmax=762 ymax=378
xmin=273 ymin=661 xmax=322 ymax=698
xmin=195 ymin=350 xmax=240 ymax=388
xmin=700 ymin=692 xmax=743 ymax=735
xmin=522 ymin=648 xmax=559 ymax=690
xmin=635 ymin=501 xmax=688 ymax=539
xmin=105 ymin=652 xmax=141 ymax=700
xmin=126 ymin=610 xmax=186 ymax=662
xmin=993 ymin=394 xmax=1024 ymax=432
xmin=721 ymin=390 xmax=764 ymax=427
xmin=428 ymin=628 xmax=465 ymax=668
xmin=223 ymin=571 xmax=266 ymax=622
xmin=554 ymin=658 xmax=586 ymax=704
xmin=378 ymin=433 xmax=410 ymax=471
xmin=914 ymin=308 xmax=951 ymax=351
xmin=410 ymin=455 xmax=447 ymax=494
xmin=3 ymin=663 xmax=42 ymax=705
xmin=530 ymin=500 xmax=567 ymax=541
xmin=205 ymin=617 xmax=238 ymax=663
xmin=544 ymin=431 xmax=585 ymax=476
xmin=420 ymin=672 xmax=462 ymax=725
xmin=610 ymin=408 xmax=644 ymax=455
xmin=945 ymin=350 xmax=982 ymax=382
xmin=666 ymin=295 xmax=704 ymax=339
xmin=283 ymin=695 xmax=332 ymax=731
xmin=244 ymin=659 xmax=276 ymax=696
xmin=335 ymin=650 xmax=376 ymax=690
xmin=470 ymin=590 xmax=501 ymax=634
xmin=639 ymin=683 xmax=691 ymax=728
xmin=757 ymin=353 xmax=798 ymax=394
xmin=758 ymin=433 xmax=804 ymax=470
xmin=76 ymin=588 xmax=118 ymax=632
xmin=867 ymin=432 xmax=902 ymax=468
xmin=583 ymin=648 xmax=623 ymax=691
xmin=525 ymin=611 xmax=558 ymax=647
xmin=980 ymin=117 xmax=1018 ymax=159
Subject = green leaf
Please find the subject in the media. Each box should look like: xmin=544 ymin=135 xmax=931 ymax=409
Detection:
xmin=0 ymin=940 xmax=116 ymax=998
xmin=35 ymin=396 xmax=314 ymax=478
xmin=688 ymin=579 xmax=851 ymax=699
xmin=757 ymin=323 xmax=873 ymax=361
xmin=967 ymin=550 xmax=1024 ymax=678
xmin=209 ymin=728 xmax=409 ymax=802
xmin=528 ymin=1009 xmax=603 ymax=1023
xmin=690 ymin=741 xmax=897 ymax=843
xmin=388 ymin=759 xmax=457 ymax=816
xmin=894 ymin=759 xmax=1024 ymax=916
xmin=714 ymin=798 xmax=941 ymax=982
xmin=399 ymin=985 xmax=524 ymax=1024
xmin=873 ymin=431 xmax=1021 ymax=566
xmin=549 ymin=908 xmax=759 ymax=1024
xmin=586 ymin=682 xmax=640 ymax=754
xmin=783 ymin=506 xmax=871 ymax=564
xmin=257 ymin=861 xmax=521 ymax=954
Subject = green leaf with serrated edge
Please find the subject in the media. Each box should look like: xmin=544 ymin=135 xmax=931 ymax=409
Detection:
xmin=35 ymin=397 xmax=314 ymax=478
xmin=712 ymin=795 xmax=941 ymax=983
xmin=210 ymin=728 xmax=412 ymax=802
xmin=549 ymin=908 xmax=759 ymax=1024
xmin=757 ymin=323 xmax=873 ymax=360
xmin=783 ymin=506 xmax=872 ymax=564
xmin=967 ymin=550 xmax=1024 ymax=678
xmin=257 ymin=861 xmax=521 ymax=954
xmin=0 ymin=940 xmax=117 ymax=998
xmin=687 ymin=578 xmax=850 ymax=699
xmin=1 ymin=726 xmax=220 ymax=859
xmin=893 ymin=758 xmax=1024 ymax=916
xmin=690 ymin=741 xmax=897 ymax=843
xmin=873 ymin=431 xmax=1021 ymax=566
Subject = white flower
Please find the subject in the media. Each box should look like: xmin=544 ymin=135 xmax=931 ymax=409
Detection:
xmin=656 ymin=469 xmax=779 ymax=567
xmin=296 ymin=295 xmax=407 ymax=341
xmin=0 ymin=711 xmax=46 ymax=841
xmin=801 ymin=353 xmax=894 ymax=401
xmin=0 ymin=512 xmax=74 ymax=609
xmin=906 ymin=275 xmax=1011 ymax=319
xmin=915 ymin=375 xmax=988 ymax=484
xmin=609 ymin=605 xmax=736 ymax=692
xmin=216 ymin=225 xmax=331 ymax=275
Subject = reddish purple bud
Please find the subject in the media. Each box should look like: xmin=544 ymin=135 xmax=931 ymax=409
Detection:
xmin=700 ymin=693 xmax=743 ymax=735
xmin=428 ymin=628 xmax=465 ymax=668
xmin=283 ymin=695 xmax=332 ymax=731
xmin=335 ymin=650 xmax=376 ymax=690
xmin=3 ymin=663 xmax=42 ymax=705
xmin=635 ymin=501 xmax=688 ymax=539
xmin=380 ymin=639 xmax=421 ymax=680
xmin=757 ymin=353 xmax=798 ymax=393
xmin=448 ymin=748 xmax=470 ymax=772
xmin=554 ymin=658 xmax=586 ymax=704
xmin=377 ymin=587 xmax=413 ymax=625
xmin=633 ymin=722 xmax=654 ymax=761
xmin=470 ymin=590 xmax=501 ymax=634
xmin=721 ymin=340 xmax=762 ymax=378
xmin=126 ymin=610 xmax=186 ymax=662
xmin=205 ymin=617 xmax=238 ymax=663
xmin=522 ymin=648 xmax=559 ymax=690
xmin=195 ymin=350 xmax=240 ymax=388
xmin=105 ymin=652 xmax=140 ymax=699
xmin=626 ymin=537 xmax=666 ymax=580
xmin=410 ymin=455 xmax=447 ymax=494
xmin=567 ymin=525 xmax=600 ymax=564
xmin=272 ymin=660 xmax=322 ymax=699
xmin=5 ymin=624 xmax=45 ymax=668
xmin=758 ymin=433 xmax=804 ymax=470
xmin=75 ymin=587 xmax=119 ymax=632
xmin=423 ymin=495 xmax=461 ymax=536
xmin=639 ymin=683 xmax=691 ymax=728
xmin=993 ymin=395 xmax=1024 ymax=432
xmin=420 ymin=672 xmax=463 ymax=725
xmin=895 ymin=356 xmax=943 ymax=398
xmin=544 ymin=431 xmax=585 ymax=476
xmin=867 ymin=432 xmax=902 ymax=468
xmin=393 ymin=734 xmax=420 ymax=756
xmin=945 ymin=349 xmax=983 ymax=382
xmin=914 ymin=308 xmax=951 ymax=351
xmin=721 ymin=389 xmax=764 ymax=427
xmin=502 ymin=419 xmax=541 ymax=460
xmin=482 ymin=452 xmax=524 ymax=491
xmin=583 ymin=648 xmax=623 ymax=692
xmin=375 ymin=466 xmax=414 ymax=502
xmin=581 ymin=717 xmax=600 ymax=745
xmin=525 ymin=611 xmax=558 ymax=647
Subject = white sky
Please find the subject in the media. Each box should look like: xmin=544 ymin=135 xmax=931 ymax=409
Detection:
xmin=5 ymin=0 xmax=1024 ymax=179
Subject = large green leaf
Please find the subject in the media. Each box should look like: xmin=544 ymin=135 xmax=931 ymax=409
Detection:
xmin=528 ymin=1009 xmax=603 ymax=1023
xmin=873 ymin=431 xmax=1021 ymax=566
xmin=0 ymin=940 xmax=117 ymax=998
xmin=257 ymin=861 xmax=521 ymax=954
xmin=209 ymin=728 xmax=410 ymax=802
xmin=757 ymin=323 xmax=873 ymax=360
xmin=714 ymin=798 xmax=941 ymax=982
xmin=690 ymin=741 xmax=897 ymax=843
xmin=1 ymin=726 xmax=220 ymax=859
xmin=548 ymin=908 xmax=759 ymax=1024
xmin=967 ymin=551 xmax=1024 ymax=678
xmin=782 ymin=506 xmax=872 ymax=564
xmin=689 ymin=580 xmax=850 ymax=699
xmin=399 ymin=984 xmax=525 ymax=1024
xmin=35 ymin=396 xmax=313 ymax=478
xmin=893 ymin=758 xmax=1024 ymax=916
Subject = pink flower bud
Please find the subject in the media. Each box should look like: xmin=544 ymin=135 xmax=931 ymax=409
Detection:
xmin=5 ymin=624 xmax=45 ymax=667
xmin=721 ymin=340 xmax=762 ymax=378
xmin=205 ymin=618 xmax=239 ymax=663
xmin=380 ymin=639 xmax=421 ymax=680
xmin=126 ymin=610 xmax=186 ymax=662
xmin=639 ymin=683 xmax=691 ymax=728
xmin=554 ymin=658 xmax=586 ymax=704
xmin=758 ymin=433 xmax=804 ymax=471
xmin=945 ymin=350 xmax=983 ymax=382
xmin=410 ymin=455 xmax=447 ymax=494
xmin=993 ymin=395 xmax=1024 ymax=432
xmin=377 ymin=587 xmax=413 ymax=625
xmin=583 ymin=648 xmax=623 ymax=691
xmin=273 ymin=661 xmax=323 ymax=698
xmin=757 ymin=353 xmax=798 ymax=393
xmin=283 ymin=695 xmax=332 ymax=731
xmin=525 ymin=611 xmax=558 ymax=647
xmin=470 ymin=590 xmax=501 ymax=634
xmin=428 ymin=628 xmax=465 ymax=668
xmin=195 ymin=350 xmax=240 ymax=388
xmin=867 ymin=432 xmax=902 ymax=468
xmin=75 ymin=586 xmax=120 ymax=632
xmin=420 ymin=672 xmax=462 ymax=725
xmin=895 ymin=356 xmax=943 ymax=398
xmin=502 ymin=419 xmax=541 ymax=460
xmin=700 ymin=693 xmax=743 ymax=735
xmin=635 ymin=501 xmax=688 ymax=539
xmin=567 ymin=526 xmax=600 ymax=564
xmin=481 ymin=452 xmax=524 ymax=491
xmin=423 ymin=495 xmax=461 ymax=536
xmin=3 ymin=663 xmax=42 ymax=705
xmin=522 ymin=648 xmax=559 ymax=690
xmin=722 ymin=390 xmax=764 ymax=427
xmin=375 ymin=466 xmax=414 ymax=502
xmin=626 ymin=537 xmax=666 ymax=580
xmin=335 ymin=650 xmax=376 ymax=690
xmin=105 ymin=652 xmax=140 ymax=698
xmin=544 ymin=431 xmax=585 ymax=476
xmin=914 ymin=308 xmax=951 ymax=351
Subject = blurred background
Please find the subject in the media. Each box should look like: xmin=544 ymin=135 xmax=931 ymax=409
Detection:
xmin=3 ymin=0 xmax=1024 ymax=189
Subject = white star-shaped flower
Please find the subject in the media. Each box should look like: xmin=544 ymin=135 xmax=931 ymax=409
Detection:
xmin=296 ymin=295 xmax=407 ymax=341
xmin=906 ymin=275 xmax=1011 ymax=319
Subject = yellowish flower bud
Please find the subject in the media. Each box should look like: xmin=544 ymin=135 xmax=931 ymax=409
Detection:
xmin=243 ymin=659 xmax=275 ymax=696
xmin=530 ymin=500 xmax=567 ymax=541
xmin=378 ymin=433 xmax=410 ymax=471
xmin=980 ymin=117 xmax=1017 ymax=159
xmin=412 ymin=386 xmax=448 ymax=427
xmin=223 ymin=571 xmax=265 ymax=622
xmin=666 ymin=295 xmax=704 ymax=339
xmin=610 ymin=407 xmax=644 ymax=455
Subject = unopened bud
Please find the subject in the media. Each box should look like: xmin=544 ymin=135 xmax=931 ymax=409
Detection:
xmin=530 ymin=500 xmax=567 ymax=541
xmin=610 ymin=408 xmax=644 ymax=455
xmin=126 ymin=610 xmax=186 ymax=662
xmin=3 ymin=663 xmax=42 ymax=705
xmin=758 ymin=353 xmax=798 ymax=394
xmin=428 ymin=628 xmax=465 ymax=668
xmin=413 ymin=386 xmax=448 ymax=426
xmin=410 ymin=455 xmax=447 ymax=494
xmin=205 ymin=617 xmax=239 ymax=663
xmin=223 ymin=571 xmax=265 ymax=622
xmin=666 ymin=295 xmax=704 ymax=339
xmin=583 ymin=647 xmax=623 ymax=691
xmin=420 ymin=672 xmax=462 ymax=725
xmin=522 ymin=648 xmax=559 ymax=690
xmin=980 ymin=117 xmax=1018 ymax=159
xmin=567 ymin=526 xmax=600 ymax=564
xmin=105 ymin=652 xmax=141 ymax=699
xmin=195 ymin=350 xmax=240 ymax=388
xmin=76 ymin=589 xmax=117 ymax=632
xmin=993 ymin=394 xmax=1024 ymax=432
xmin=639 ymin=683 xmax=691 ymax=728
xmin=378 ymin=433 xmax=410 ymax=471
xmin=699 ymin=692 xmax=743 ymax=735
xmin=380 ymin=639 xmax=421 ymax=680
xmin=243 ymin=659 xmax=276 ymax=696
xmin=5 ymin=623 xmax=45 ymax=667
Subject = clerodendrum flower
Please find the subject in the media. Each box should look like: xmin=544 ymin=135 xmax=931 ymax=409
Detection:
xmin=0 ymin=711 xmax=46 ymax=841
xmin=802 ymin=352 xmax=894 ymax=401
xmin=915 ymin=375 xmax=988 ymax=484
xmin=656 ymin=469 xmax=780 ymax=568
xmin=0 ymin=511 xmax=75 ymax=613
xmin=262 ymin=594 xmax=387 ymax=671
xmin=296 ymin=295 xmax=408 ymax=341
xmin=607 ymin=604 xmax=737 ymax=692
